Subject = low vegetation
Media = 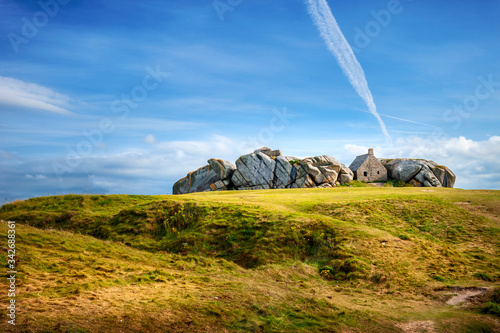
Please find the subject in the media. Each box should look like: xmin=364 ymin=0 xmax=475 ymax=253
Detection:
xmin=338 ymin=180 xmax=366 ymax=187
xmin=482 ymin=288 xmax=500 ymax=317
xmin=383 ymin=179 xmax=413 ymax=187
xmin=0 ymin=187 xmax=499 ymax=332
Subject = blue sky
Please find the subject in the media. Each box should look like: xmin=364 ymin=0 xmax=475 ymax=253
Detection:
xmin=1 ymin=0 xmax=499 ymax=201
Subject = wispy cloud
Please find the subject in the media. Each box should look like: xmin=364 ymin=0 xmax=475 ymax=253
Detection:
xmin=25 ymin=174 xmax=47 ymax=180
xmin=353 ymin=107 xmax=439 ymax=129
xmin=305 ymin=0 xmax=390 ymax=143
xmin=0 ymin=77 xmax=73 ymax=115
xmin=155 ymin=134 xmax=238 ymax=160
xmin=378 ymin=113 xmax=438 ymax=128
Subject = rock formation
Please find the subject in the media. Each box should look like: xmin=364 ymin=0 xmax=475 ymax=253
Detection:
xmin=172 ymin=158 xmax=236 ymax=195
xmin=172 ymin=147 xmax=455 ymax=194
xmin=381 ymin=159 xmax=455 ymax=188
xmin=173 ymin=147 xmax=353 ymax=194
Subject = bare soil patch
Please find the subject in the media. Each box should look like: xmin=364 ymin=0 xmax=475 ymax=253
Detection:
xmin=396 ymin=320 xmax=436 ymax=333
xmin=435 ymin=286 xmax=489 ymax=306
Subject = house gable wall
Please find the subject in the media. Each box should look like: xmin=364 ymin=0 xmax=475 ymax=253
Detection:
xmin=354 ymin=155 xmax=387 ymax=182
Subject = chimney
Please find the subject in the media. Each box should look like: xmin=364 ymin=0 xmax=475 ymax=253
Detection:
xmin=368 ymin=148 xmax=374 ymax=155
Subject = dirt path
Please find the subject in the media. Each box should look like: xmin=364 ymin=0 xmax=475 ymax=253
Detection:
xmin=445 ymin=287 xmax=489 ymax=306
xmin=365 ymin=182 xmax=385 ymax=187
xmin=396 ymin=321 xmax=437 ymax=333
xmin=397 ymin=287 xmax=490 ymax=332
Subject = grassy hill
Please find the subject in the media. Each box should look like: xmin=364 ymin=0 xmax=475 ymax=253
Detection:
xmin=0 ymin=187 xmax=499 ymax=332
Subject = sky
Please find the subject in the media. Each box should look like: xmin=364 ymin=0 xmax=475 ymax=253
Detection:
xmin=0 ymin=0 xmax=499 ymax=201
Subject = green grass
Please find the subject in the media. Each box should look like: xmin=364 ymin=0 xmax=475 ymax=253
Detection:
xmin=0 ymin=187 xmax=499 ymax=332
xmin=384 ymin=179 xmax=413 ymax=187
xmin=481 ymin=288 xmax=500 ymax=317
xmin=340 ymin=180 xmax=366 ymax=187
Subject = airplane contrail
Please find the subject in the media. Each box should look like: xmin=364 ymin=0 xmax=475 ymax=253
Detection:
xmin=306 ymin=0 xmax=391 ymax=143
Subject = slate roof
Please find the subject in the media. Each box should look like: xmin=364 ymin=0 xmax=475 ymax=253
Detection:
xmin=348 ymin=153 xmax=369 ymax=172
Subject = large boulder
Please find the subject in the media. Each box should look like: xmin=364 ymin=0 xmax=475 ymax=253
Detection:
xmin=173 ymin=164 xmax=220 ymax=194
xmin=208 ymin=158 xmax=236 ymax=180
xmin=274 ymin=155 xmax=295 ymax=189
xmin=173 ymin=158 xmax=236 ymax=194
xmin=173 ymin=177 xmax=190 ymax=195
xmin=254 ymin=147 xmax=282 ymax=158
xmin=382 ymin=158 xmax=455 ymax=188
xmin=414 ymin=165 xmax=441 ymax=187
xmin=299 ymin=155 xmax=341 ymax=186
xmin=231 ymin=152 xmax=276 ymax=189
xmin=387 ymin=160 xmax=422 ymax=183
xmin=339 ymin=163 xmax=354 ymax=185
xmin=431 ymin=165 xmax=456 ymax=188
xmin=210 ymin=179 xmax=231 ymax=191
xmin=292 ymin=164 xmax=316 ymax=188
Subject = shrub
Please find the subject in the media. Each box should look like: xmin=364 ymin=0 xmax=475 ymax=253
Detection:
xmin=319 ymin=258 xmax=366 ymax=281
xmin=482 ymin=302 xmax=500 ymax=317
xmin=481 ymin=287 xmax=500 ymax=317
xmin=474 ymin=272 xmax=495 ymax=281
xmin=340 ymin=180 xmax=365 ymax=187
xmin=384 ymin=179 xmax=412 ymax=187
xmin=431 ymin=275 xmax=445 ymax=282
xmin=486 ymin=287 xmax=500 ymax=303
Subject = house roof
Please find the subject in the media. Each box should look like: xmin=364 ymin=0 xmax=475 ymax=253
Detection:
xmin=348 ymin=153 xmax=369 ymax=171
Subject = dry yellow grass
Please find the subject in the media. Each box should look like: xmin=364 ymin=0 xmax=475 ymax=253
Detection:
xmin=0 ymin=188 xmax=499 ymax=332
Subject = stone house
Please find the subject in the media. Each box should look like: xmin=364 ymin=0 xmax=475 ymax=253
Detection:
xmin=348 ymin=148 xmax=387 ymax=182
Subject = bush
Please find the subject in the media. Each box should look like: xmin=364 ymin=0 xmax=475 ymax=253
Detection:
xmin=319 ymin=258 xmax=366 ymax=281
xmin=384 ymin=179 xmax=412 ymax=187
xmin=340 ymin=180 xmax=365 ymax=187
xmin=482 ymin=302 xmax=500 ymax=317
xmin=431 ymin=275 xmax=445 ymax=282
xmin=488 ymin=287 xmax=500 ymax=304
xmin=481 ymin=287 xmax=500 ymax=317
xmin=474 ymin=272 xmax=495 ymax=281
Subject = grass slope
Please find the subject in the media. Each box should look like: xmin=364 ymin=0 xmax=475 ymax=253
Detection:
xmin=0 ymin=187 xmax=499 ymax=332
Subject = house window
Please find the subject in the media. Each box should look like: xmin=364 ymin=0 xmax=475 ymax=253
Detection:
xmin=363 ymin=171 xmax=367 ymax=177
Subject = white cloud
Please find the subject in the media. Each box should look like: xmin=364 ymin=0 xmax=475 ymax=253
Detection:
xmin=2 ymin=135 xmax=499 ymax=202
xmin=156 ymin=134 xmax=237 ymax=158
xmin=143 ymin=134 xmax=157 ymax=144
xmin=0 ymin=76 xmax=72 ymax=115
xmin=121 ymin=118 xmax=204 ymax=131
xmin=24 ymin=174 xmax=48 ymax=180
xmin=155 ymin=97 xmax=273 ymax=114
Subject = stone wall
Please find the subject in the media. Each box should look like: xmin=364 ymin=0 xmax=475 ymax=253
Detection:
xmin=354 ymin=155 xmax=388 ymax=182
